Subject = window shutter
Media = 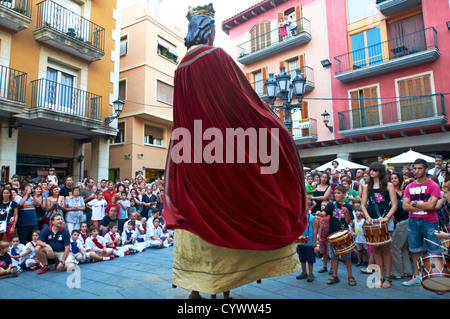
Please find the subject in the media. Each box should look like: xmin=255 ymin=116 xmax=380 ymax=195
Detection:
xmin=262 ymin=67 xmax=268 ymax=94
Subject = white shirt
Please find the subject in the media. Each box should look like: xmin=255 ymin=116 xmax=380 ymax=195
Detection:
xmin=85 ymin=235 xmax=106 ymax=251
xmin=89 ymin=199 xmax=107 ymax=221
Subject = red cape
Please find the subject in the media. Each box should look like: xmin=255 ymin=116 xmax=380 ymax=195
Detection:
xmin=164 ymin=45 xmax=307 ymax=251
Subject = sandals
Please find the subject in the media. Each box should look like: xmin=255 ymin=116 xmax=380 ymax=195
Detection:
xmin=318 ymin=267 xmax=328 ymax=273
xmin=382 ymin=277 xmax=392 ymax=288
xmin=327 ymin=276 xmax=340 ymax=284
xmin=348 ymin=276 xmax=356 ymax=286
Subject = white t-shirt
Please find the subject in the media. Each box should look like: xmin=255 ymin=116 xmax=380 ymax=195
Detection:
xmin=89 ymin=199 xmax=107 ymax=221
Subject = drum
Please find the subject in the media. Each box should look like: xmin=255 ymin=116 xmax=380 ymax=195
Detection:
xmin=419 ymin=253 xmax=450 ymax=293
xmin=363 ymin=222 xmax=391 ymax=246
xmin=295 ymin=235 xmax=309 ymax=245
xmin=328 ymin=229 xmax=355 ymax=255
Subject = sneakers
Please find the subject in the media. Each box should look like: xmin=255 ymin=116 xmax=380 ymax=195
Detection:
xmin=37 ymin=265 xmax=51 ymax=275
xmin=402 ymin=275 xmax=421 ymax=286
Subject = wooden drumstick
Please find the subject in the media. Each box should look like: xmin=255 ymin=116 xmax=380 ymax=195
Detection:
xmin=424 ymin=238 xmax=448 ymax=253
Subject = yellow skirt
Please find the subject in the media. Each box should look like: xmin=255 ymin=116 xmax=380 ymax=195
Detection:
xmin=172 ymin=229 xmax=300 ymax=295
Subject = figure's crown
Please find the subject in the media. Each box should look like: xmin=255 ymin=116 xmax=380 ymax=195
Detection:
xmin=186 ymin=3 xmax=215 ymax=21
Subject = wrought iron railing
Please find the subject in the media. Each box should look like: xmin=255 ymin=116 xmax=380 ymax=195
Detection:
xmin=334 ymin=27 xmax=438 ymax=74
xmin=35 ymin=0 xmax=105 ymax=51
xmin=0 ymin=0 xmax=32 ymax=17
xmin=338 ymin=94 xmax=446 ymax=131
xmin=30 ymin=78 xmax=103 ymax=121
xmin=0 ymin=65 xmax=27 ymax=103
xmin=237 ymin=17 xmax=311 ymax=58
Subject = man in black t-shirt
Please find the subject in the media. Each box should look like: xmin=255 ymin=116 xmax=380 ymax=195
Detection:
xmin=321 ymin=185 xmax=355 ymax=286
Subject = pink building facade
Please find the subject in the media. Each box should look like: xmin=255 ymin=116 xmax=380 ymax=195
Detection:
xmin=224 ymin=0 xmax=450 ymax=167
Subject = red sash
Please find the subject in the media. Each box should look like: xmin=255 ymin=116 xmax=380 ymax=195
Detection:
xmin=108 ymin=232 xmax=118 ymax=250
xmin=80 ymin=232 xmax=87 ymax=242
xmin=92 ymin=237 xmax=103 ymax=249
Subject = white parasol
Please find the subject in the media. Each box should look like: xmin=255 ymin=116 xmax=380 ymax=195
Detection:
xmin=384 ymin=148 xmax=435 ymax=164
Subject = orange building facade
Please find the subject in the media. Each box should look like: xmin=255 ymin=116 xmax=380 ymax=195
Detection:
xmin=109 ymin=3 xmax=185 ymax=182
xmin=0 ymin=0 xmax=120 ymax=183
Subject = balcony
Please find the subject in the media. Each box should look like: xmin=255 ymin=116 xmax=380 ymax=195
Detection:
xmin=237 ymin=18 xmax=311 ymax=66
xmin=0 ymin=65 xmax=27 ymax=117
xmin=34 ymin=0 xmax=105 ymax=62
xmin=376 ymin=0 xmax=422 ymax=16
xmin=14 ymin=78 xmax=117 ymax=138
xmin=0 ymin=0 xmax=32 ymax=31
xmin=334 ymin=27 xmax=439 ymax=82
xmin=293 ymin=118 xmax=318 ymax=144
xmin=338 ymin=94 xmax=447 ymax=137
xmin=251 ymin=66 xmax=315 ymax=102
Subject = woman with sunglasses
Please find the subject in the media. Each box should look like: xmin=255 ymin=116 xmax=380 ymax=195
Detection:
xmin=360 ymin=162 xmax=397 ymax=288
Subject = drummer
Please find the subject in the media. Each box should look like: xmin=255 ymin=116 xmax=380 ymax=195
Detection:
xmin=320 ymin=185 xmax=355 ymax=286
xmin=360 ymin=162 xmax=397 ymax=288
xmin=402 ymin=158 xmax=441 ymax=287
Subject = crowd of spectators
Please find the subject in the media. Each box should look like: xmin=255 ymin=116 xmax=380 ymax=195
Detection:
xmin=0 ymin=171 xmax=172 ymax=277
xmin=296 ymin=154 xmax=450 ymax=289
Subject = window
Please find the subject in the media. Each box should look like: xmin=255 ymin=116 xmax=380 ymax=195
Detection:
xmin=347 ymin=0 xmax=378 ymax=24
xmin=144 ymin=125 xmax=163 ymax=147
xmin=118 ymin=80 xmax=126 ymax=101
xmin=250 ymin=22 xmax=271 ymax=53
xmin=45 ymin=66 xmax=76 ymax=112
xmin=113 ymin=122 xmax=125 ymax=144
xmin=397 ymin=74 xmax=434 ymax=121
xmin=120 ymin=36 xmax=128 ymax=56
xmin=156 ymin=80 xmax=174 ymax=105
xmin=351 ymin=27 xmax=383 ymax=69
xmin=388 ymin=13 xmax=425 ymax=58
xmin=157 ymin=37 xmax=178 ymax=63
xmin=349 ymin=86 xmax=380 ymax=128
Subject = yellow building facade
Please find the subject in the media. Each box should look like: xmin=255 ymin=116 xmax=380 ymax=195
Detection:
xmin=0 ymin=0 xmax=120 ymax=183
xmin=109 ymin=3 xmax=185 ymax=182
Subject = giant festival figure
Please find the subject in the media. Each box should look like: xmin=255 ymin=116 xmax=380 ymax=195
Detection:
xmin=163 ymin=3 xmax=307 ymax=299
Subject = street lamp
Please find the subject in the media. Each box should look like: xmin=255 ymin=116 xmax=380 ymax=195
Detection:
xmin=321 ymin=110 xmax=333 ymax=132
xmin=265 ymin=67 xmax=306 ymax=132
xmin=105 ymin=98 xmax=125 ymax=125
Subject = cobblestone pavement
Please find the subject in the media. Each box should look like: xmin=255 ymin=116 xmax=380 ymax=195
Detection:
xmin=2 ymin=246 xmax=449 ymax=300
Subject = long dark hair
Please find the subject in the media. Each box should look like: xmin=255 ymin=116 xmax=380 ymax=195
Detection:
xmin=184 ymin=16 xmax=215 ymax=49
xmin=1 ymin=188 xmax=12 ymax=202
xmin=368 ymin=162 xmax=388 ymax=193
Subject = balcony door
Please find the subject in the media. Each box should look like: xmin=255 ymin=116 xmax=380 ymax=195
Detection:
xmin=45 ymin=67 xmax=75 ymax=113
xmin=350 ymin=27 xmax=383 ymax=69
xmin=250 ymin=22 xmax=271 ymax=53
xmin=397 ymin=74 xmax=434 ymax=121
xmin=350 ymin=86 xmax=380 ymax=129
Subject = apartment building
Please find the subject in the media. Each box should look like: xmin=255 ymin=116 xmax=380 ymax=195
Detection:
xmin=109 ymin=3 xmax=185 ymax=181
xmin=0 ymin=0 xmax=120 ymax=182
xmin=224 ymin=0 xmax=450 ymax=167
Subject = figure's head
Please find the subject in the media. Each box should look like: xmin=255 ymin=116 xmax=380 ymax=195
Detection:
xmin=184 ymin=3 xmax=216 ymax=49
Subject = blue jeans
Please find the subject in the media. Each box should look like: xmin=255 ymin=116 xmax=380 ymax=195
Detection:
xmin=407 ymin=218 xmax=441 ymax=254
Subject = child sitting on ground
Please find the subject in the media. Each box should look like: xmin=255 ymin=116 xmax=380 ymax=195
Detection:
xmin=85 ymin=225 xmax=114 ymax=262
xmin=70 ymin=229 xmax=87 ymax=264
xmin=0 ymin=241 xmax=17 ymax=278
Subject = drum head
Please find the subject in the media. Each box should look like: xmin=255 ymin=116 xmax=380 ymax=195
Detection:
xmin=422 ymin=277 xmax=450 ymax=293
xmin=329 ymin=229 xmax=348 ymax=239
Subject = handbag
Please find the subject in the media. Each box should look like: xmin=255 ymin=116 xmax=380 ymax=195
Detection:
xmin=0 ymin=202 xmax=12 ymax=234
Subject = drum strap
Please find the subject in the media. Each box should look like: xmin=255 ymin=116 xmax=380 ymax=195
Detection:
xmin=370 ymin=195 xmax=384 ymax=219
xmin=333 ymin=202 xmax=345 ymax=229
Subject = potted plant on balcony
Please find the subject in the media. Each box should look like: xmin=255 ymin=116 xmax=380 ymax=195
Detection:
xmin=66 ymin=28 xmax=76 ymax=37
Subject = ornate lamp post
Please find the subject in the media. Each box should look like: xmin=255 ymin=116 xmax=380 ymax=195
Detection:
xmin=264 ymin=67 xmax=306 ymax=132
